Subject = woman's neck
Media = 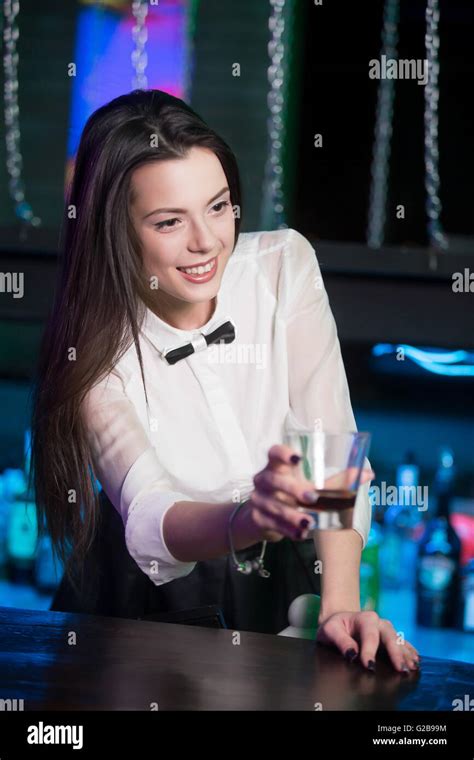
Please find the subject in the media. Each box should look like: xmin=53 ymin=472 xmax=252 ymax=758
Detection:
xmin=148 ymin=293 xmax=217 ymax=331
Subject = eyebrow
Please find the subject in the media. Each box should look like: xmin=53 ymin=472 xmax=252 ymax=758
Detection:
xmin=142 ymin=186 xmax=230 ymax=220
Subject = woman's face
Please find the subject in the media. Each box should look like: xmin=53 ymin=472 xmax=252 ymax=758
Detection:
xmin=129 ymin=146 xmax=236 ymax=319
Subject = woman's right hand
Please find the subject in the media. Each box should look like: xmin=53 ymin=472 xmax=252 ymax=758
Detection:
xmin=242 ymin=444 xmax=324 ymax=543
xmin=240 ymin=444 xmax=374 ymax=544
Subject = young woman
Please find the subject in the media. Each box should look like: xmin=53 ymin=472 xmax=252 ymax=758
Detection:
xmin=31 ymin=89 xmax=420 ymax=674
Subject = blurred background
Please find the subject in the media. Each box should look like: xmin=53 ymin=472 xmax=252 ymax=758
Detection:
xmin=0 ymin=0 xmax=473 ymax=662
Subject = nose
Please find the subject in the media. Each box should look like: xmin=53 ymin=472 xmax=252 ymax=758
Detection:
xmin=187 ymin=218 xmax=217 ymax=255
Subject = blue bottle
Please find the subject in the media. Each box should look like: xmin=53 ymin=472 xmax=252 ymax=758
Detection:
xmin=416 ymin=448 xmax=461 ymax=628
xmin=380 ymin=452 xmax=423 ymax=590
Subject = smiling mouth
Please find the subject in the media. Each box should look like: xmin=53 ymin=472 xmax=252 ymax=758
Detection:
xmin=176 ymin=256 xmax=218 ymax=277
xmin=176 ymin=255 xmax=216 ymax=273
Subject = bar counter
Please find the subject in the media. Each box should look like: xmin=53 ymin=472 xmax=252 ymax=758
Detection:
xmin=0 ymin=606 xmax=473 ymax=711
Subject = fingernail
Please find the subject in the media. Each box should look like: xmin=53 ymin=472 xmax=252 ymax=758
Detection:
xmin=300 ymin=519 xmax=310 ymax=529
xmin=303 ymin=490 xmax=318 ymax=504
xmin=296 ymin=526 xmax=310 ymax=540
xmin=401 ymin=664 xmax=410 ymax=676
xmin=290 ymin=454 xmax=301 ymax=464
xmin=344 ymin=648 xmax=357 ymax=663
xmin=412 ymin=659 xmax=420 ymax=669
xmin=367 ymin=660 xmax=376 ymax=672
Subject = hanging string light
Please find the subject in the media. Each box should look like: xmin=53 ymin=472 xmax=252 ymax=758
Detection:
xmin=3 ymin=0 xmax=41 ymax=228
xmin=131 ymin=0 xmax=148 ymax=90
xmin=182 ymin=0 xmax=199 ymax=104
xmin=424 ymin=0 xmax=448 ymax=250
xmin=366 ymin=0 xmax=399 ymax=249
xmin=259 ymin=0 xmax=293 ymax=231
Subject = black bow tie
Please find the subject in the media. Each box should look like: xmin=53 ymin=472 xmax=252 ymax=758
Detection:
xmin=162 ymin=319 xmax=235 ymax=365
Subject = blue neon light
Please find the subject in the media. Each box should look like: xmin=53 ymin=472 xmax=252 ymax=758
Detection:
xmin=371 ymin=344 xmax=474 ymax=377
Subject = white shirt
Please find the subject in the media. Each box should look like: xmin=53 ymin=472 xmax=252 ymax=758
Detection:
xmin=82 ymin=227 xmax=372 ymax=587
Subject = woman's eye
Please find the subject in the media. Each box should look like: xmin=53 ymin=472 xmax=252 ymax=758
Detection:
xmin=153 ymin=201 xmax=229 ymax=231
xmin=212 ymin=200 xmax=230 ymax=213
xmin=154 ymin=218 xmax=179 ymax=231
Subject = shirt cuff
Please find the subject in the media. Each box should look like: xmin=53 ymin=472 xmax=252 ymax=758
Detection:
xmin=124 ymin=482 xmax=197 ymax=586
xmin=352 ymin=475 xmax=372 ymax=550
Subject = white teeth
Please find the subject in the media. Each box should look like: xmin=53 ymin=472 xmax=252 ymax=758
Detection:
xmin=179 ymin=259 xmax=215 ymax=275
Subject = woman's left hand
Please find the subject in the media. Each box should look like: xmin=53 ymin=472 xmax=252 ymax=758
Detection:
xmin=316 ymin=610 xmax=421 ymax=673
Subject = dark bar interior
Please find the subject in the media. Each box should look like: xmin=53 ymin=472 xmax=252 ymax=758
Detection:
xmin=0 ymin=0 xmax=473 ymax=738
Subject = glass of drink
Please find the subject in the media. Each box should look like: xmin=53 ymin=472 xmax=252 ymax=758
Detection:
xmin=283 ymin=429 xmax=372 ymax=531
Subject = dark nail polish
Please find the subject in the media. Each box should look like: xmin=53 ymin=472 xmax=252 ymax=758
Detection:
xmin=344 ymin=648 xmax=357 ymax=663
xmin=300 ymin=519 xmax=310 ymax=529
xmin=367 ymin=660 xmax=376 ymax=672
xmin=290 ymin=454 xmax=301 ymax=464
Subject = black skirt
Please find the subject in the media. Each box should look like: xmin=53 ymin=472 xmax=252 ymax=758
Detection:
xmin=51 ymin=490 xmax=321 ymax=634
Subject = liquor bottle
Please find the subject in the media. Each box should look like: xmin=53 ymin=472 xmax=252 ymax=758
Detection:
xmin=35 ymin=534 xmax=63 ymax=594
xmin=416 ymin=448 xmax=461 ymax=628
xmin=380 ymin=451 xmax=423 ymax=590
xmin=6 ymin=490 xmax=38 ymax=583
xmin=6 ymin=432 xmax=38 ymax=584
xmin=457 ymin=559 xmax=474 ymax=633
xmin=360 ymin=521 xmax=382 ymax=611
xmin=0 ymin=475 xmax=11 ymax=580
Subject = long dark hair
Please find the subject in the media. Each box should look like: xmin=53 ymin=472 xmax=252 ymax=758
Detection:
xmin=30 ymin=89 xmax=242 ymax=591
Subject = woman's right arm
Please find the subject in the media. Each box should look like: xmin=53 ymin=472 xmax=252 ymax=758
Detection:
xmin=163 ymin=445 xmax=322 ymax=562
xmin=83 ymin=369 xmax=317 ymax=585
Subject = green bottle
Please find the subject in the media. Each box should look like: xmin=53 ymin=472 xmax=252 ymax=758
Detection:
xmin=360 ymin=522 xmax=382 ymax=611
